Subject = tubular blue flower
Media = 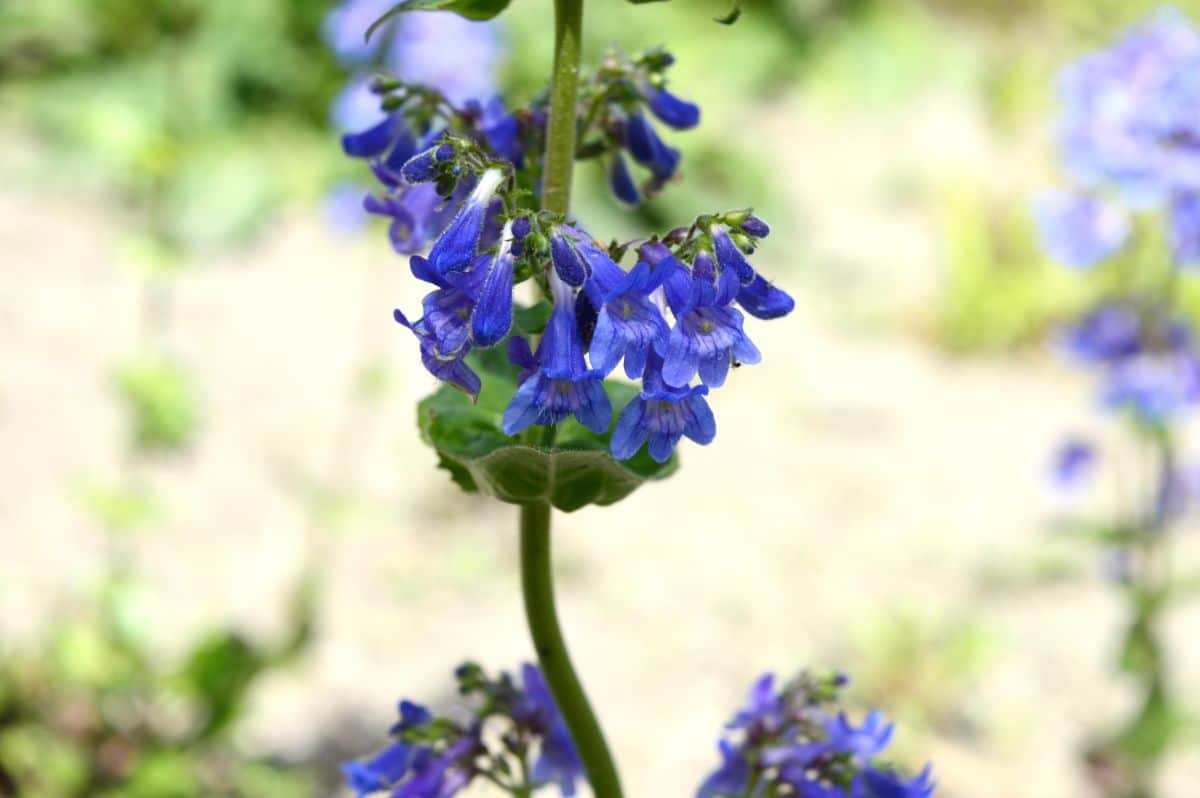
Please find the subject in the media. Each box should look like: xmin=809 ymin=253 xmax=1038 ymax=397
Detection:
xmin=697 ymin=741 xmax=750 ymax=798
xmin=1058 ymin=302 xmax=1144 ymax=365
xmin=394 ymin=309 xmax=482 ymax=398
xmin=401 ymin=143 xmax=455 ymax=184
xmin=661 ymin=266 xmax=761 ymax=388
xmin=393 ymin=737 xmax=479 ymax=798
xmin=712 ymin=224 xmax=757 ymax=284
xmin=727 ymin=673 xmax=783 ymax=731
xmin=549 ymin=227 xmax=591 ymax=287
xmin=520 ymin=665 xmax=585 ymax=796
xmin=342 ymin=742 xmax=414 ymax=797
xmin=342 ymin=113 xmax=408 ymax=160
xmin=1050 ymin=438 xmax=1097 ymax=492
xmin=625 ymin=111 xmax=681 ymax=181
xmin=1034 ymin=191 xmax=1131 ymax=268
xmin=568 ymin=238 xmax=671 ymax=377
xmin=645 ymin=86 xmax=701 ymax=130
xmin=364 ymin=184 xmax=459 ymax=253
xmin=1171 ymin=190 xmax=1200 ymax=265
xmin=611 ymin=352 xmax=714 ymax=462
xmin=608 ymin=153 xmax=641 ymax=205
xmin=426 ymin=168 xmax=505 ymax=276
xmin=737 ymin=274 xmax=795 ymax=320
xmin=470 ymin=224 xmax=516 ymax=347
xmin=826 ymin=711 xmax=894 ymax=764
xmin=741 ymin=215 xmax=771 ymax=238
xmin=501 ymin=275 xmax=612 ymax=435
xmin=1101 ymin=346 xmax=1200 ymax=423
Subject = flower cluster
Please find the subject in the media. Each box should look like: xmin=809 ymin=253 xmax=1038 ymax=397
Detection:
xmin=697 ymin=672 xmax=935 ymax=798
xmin=573 ymin=49 xmax=700 ymax=203
xmin=339 ymin=44 xmax=792 ymax=463
xmin=343 ymin=663 xmax=584 ymax=798
xmin=1038 ymin=8 xmax=1200 ymax=268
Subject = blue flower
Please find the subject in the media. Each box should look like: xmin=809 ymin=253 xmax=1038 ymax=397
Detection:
xmin=1057 ymin=9 xmax=1200 ymax=201
xmin=1059 ymin=302 xmax=1155 ymax=366
xmin=342 ymin=741 xmax=414 ymax=797
xmin=549 ymin=226 xmax=592 ymax=287
xmin=520 ymin=665 xmax=585 ymax=796
xmin=1101 ymin=345 xmax=1200 ymax=423
xmin=1050 ymin=438 xmax=1097 ymax=492
xmin=645 ymin=86 xmax=701 ymax=130
xmin=661 ymin=262 xmax=761 ymax=388
xmin=364 ymin=184 xmax=459 ymax=253
xmin=470 ymin=226 xmax=515 ymax=348
xmin=727 ymin=673 xmax=782 ymax=732
xmin=697 ymin=741 xmax=750 ymax=798
xmin=384 ymin=12 xmax=500 ymax=106
xmin=611 ymin=352 xmax=715 ymax=463
xmin=562 ymin=232 xmax=671 ymax=377
xmin=501 ymin=276 xmax=613 ymax=435
xmin=608 ymin=153 xmax=641 ymax=205
xmin=736 ymin=274 xmax=795 ymax=320
xmin=826 ymin=711 xmax=894 ymax=764
xmin=393 ymin=256 xmax=491 ymax=398
xmin=426 ymin=169 xmax=505 ymax=277
xmin=625 ymin=110 xmax=681 ymax=183
xmin=401 ymin=142 xmax=456 ymax=184
xmin=1034 ymin=191 xmax=1130 ymax=268
xmin=393 ymin=737 xmax=479 ymax=798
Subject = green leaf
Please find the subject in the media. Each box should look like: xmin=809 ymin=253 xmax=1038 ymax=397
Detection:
xmin=714 ymin=0 xmax=741 ymax=24
xmin=514 ymin=300 xmax=552 ymax=336
xmin=417 ymin=370 xmax=677 ymax=512
xmin=366 ymin=0 xmax=512 ymax=41
xmin=627 ymin=0 xmax=669 ymax=3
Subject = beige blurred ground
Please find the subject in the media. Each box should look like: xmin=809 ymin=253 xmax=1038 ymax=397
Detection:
xmin=2 ymin=88 xmax=1200 ymax=798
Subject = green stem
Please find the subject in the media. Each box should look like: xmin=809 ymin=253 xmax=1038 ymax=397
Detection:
xmin=542 ymin=0 xmax=584 ymax=216
xmin=520 ymin=502 xmax=624 ymax=798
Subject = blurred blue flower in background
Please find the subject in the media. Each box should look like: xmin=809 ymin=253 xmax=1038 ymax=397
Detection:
xmin=1034 ymin=192 xmax=1130 ymax=268
xmin=697 ymin=672 xmax=935 ymax=798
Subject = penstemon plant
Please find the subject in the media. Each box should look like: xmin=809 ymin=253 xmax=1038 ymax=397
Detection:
xmin=1037 ymin=8 xmax=1200 ymax=797
xmin=336 ymin=1 xmax=936 ymax=797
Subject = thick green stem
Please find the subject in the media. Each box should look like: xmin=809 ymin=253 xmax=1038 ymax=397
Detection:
xmin=542 ymin=0 xmax=584 ymax=216
xmin=520 ymin=503 xmax=624 ymax=798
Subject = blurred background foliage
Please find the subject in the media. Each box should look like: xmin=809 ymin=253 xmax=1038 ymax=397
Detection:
xmin=6 ymin=0 xmax=1200 ymax=795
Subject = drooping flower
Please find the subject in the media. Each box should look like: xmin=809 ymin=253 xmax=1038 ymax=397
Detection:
xmin=825 ymin=710 xmax=894 ymax=765
xmin=696 ymin=741 xmax=750 ymax=798
xmin=736 ymin=274 xmax=795 ymax=320
xmin=342 ymin=742 xmax=414 ymax=798
xmin=424 ymin=168 xmax=505 ymax=276
xmin=470 ymin=221 xmax=517 ymax=347
xmin=624 ymin=110 xmax=681 ymax=185
xmin=611 ymin=352 xmax=715 ymax=462
xmin=502 ymin=274 xmax=613 ymax=435
xmin=661 ymin=257 xmax=761 ymax=388
xmin=645 ymin=85 xmax=701 ymax=130
xmin=1034 ymin=191 xmax=1131 ymax=268
xmin=608 ymin=153 xmax=641 ymax=206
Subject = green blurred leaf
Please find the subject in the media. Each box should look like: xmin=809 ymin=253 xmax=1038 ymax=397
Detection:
xmin=513 ymin=300 xmax=552 ymax=336
xmin=417 ymin=367 xmax=677 ymax=512
xmin=178 ymin=632 xmax=263 ymax=739
xmin=75 ymin=480 xmax=162 ymax=535
xmin=1117 ymin=684 xmax=1184 ymax=763
xmin=367 ymin=0 xmax=512 ymax=41
xmin=113 ymin=356 xmax=200 ymax=453
xmin=714 ymin=0 xmax=741 ymax=24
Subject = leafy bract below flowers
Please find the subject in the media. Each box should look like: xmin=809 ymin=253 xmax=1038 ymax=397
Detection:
xmin=340 ymin=48 xmax=794 ymax=466
xmin=697 ymin=672 xmax=935 ymax=798
xmin=343 ymin=663 xmax=584 ymax=798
